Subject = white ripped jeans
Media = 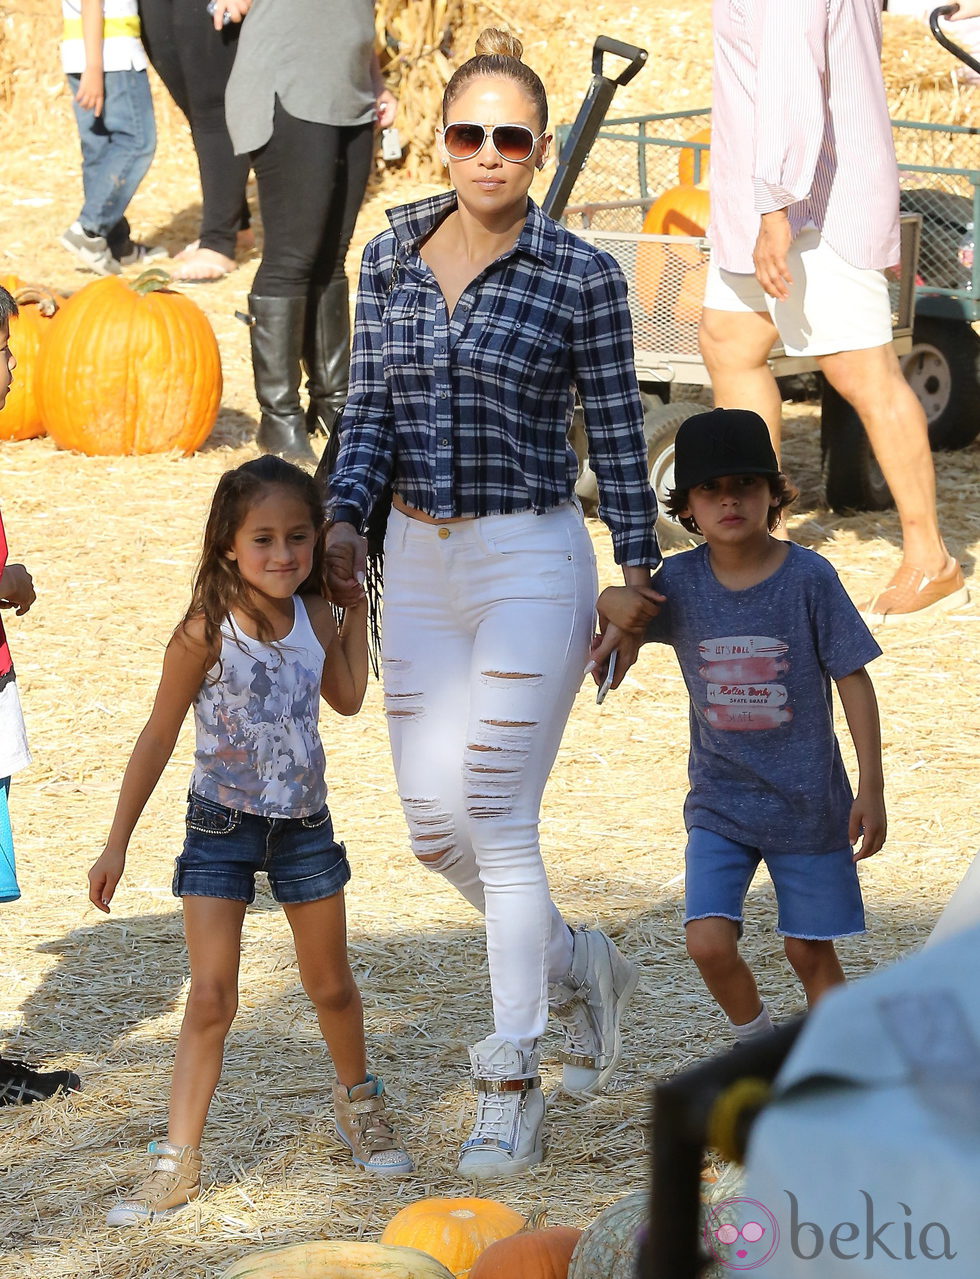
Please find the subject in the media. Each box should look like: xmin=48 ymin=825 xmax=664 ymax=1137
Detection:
xmin=382 ymin=502 xmax=598 ymax=1052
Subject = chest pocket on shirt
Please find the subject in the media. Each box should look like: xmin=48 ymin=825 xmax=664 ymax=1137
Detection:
xmin=464 ymin=317 xmax=565 ymax=390
xmin=382 ymin=294 xmax=420 ymax=369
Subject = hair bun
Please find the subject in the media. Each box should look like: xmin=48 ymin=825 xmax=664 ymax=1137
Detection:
xmin=474 ymin=27 xmax=523 ymax=60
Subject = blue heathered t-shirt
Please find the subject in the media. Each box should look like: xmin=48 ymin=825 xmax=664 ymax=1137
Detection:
xmin=645 ymin=542 xmax=882 ymax=853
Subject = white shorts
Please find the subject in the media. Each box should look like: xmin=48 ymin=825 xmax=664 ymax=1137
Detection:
xmin=703 ymin=227 xmax=893 ymax=358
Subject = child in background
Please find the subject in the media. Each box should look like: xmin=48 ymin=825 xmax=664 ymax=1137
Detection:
xmin=596 ymin=408 xmax=886 ymax=1043
xmin=88 ymin=456 xmax=411 ymax=1226
xmin=60 ymin=0 xmax=162 ymax=273
xmin=0 ymin=286 xmax=81 ymax=1103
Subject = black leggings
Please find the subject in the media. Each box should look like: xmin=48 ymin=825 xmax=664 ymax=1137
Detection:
xmin=251 ymin=100 xmax=374 ymax=298
xmin=137 ymin=0 xmax=250 ymax=257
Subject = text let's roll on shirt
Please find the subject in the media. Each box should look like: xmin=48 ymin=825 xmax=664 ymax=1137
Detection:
xmin=645 ymin=543 xmax=881 ymax=853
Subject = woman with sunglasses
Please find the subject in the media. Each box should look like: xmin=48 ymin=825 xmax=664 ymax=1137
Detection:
xmin=325 ymin=28 xmax=662 ymax=1179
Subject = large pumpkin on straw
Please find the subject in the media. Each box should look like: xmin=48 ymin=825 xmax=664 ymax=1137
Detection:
xmin=568 ymin=1192 xmax=647 ymax=1279
xmin=381 ymin=1197 xmax=525 ymax=1278
xmin=218 ymin=1239 xmax=456 ymax=1278
xmin=469 ymin=1223 xmax=583 ymax=1279
xmin=0 ymin=277 xmax=60 ymax=442
xmin=35 ymin=269 xmax=222 ymax=455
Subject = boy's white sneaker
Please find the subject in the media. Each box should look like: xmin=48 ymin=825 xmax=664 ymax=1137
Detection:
xmin=549 ymin=926 xmax=639 ymax=1096
xmin=457 ymin=1036 xmax=545 ymax=1180
xmin=60 ymin=221 xmax=120 ymax=275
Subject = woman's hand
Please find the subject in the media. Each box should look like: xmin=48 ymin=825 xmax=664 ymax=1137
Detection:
xmin=75 ymin=67 xmax=104 ymax=115
xmin=88 ymin=847 xmax=125 ymax=913
xmin=588 ymin=622 xmax=643 ymax=690
xmin=325 ymin=521 xmax=368 ymax=607
xmin=376 ymin=88 xmax=397 ymax=129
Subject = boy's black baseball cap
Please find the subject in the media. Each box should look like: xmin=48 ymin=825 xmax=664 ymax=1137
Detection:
xmin=672 ymin=407 xmax=779 ymax=490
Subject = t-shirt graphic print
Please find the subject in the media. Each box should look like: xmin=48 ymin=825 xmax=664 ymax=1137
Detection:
xmin=699 ymin=635 xmax=792 ymax=732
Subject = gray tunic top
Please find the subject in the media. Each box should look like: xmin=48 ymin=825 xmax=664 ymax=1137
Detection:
xmin=225 ymin=0 xmax=377 ymax=155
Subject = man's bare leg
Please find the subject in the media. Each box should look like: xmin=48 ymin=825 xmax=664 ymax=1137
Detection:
xmin=820 ymin=345 xmax=947 ymax=576
xmin=820 ymin=343 xmax=967 ymax=615
xmin=699 ymin=307 xmax=783 ymax=449
xmin=699 ymin=307 xmax=790 ymax=538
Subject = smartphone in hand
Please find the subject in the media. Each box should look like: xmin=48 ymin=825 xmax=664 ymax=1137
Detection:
xmin=596 ymin=650 xmax=618 ymax=705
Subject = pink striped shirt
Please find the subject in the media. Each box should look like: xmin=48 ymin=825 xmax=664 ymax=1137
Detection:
xmin=710 ymin=0 xmax=901 ymax=274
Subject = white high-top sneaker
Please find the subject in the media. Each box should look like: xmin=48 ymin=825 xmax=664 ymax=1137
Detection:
xmin=549 ymin=926 xmax=640 ymax=1096
xmin=457 ymin=1035 xmax=545 ymax=1180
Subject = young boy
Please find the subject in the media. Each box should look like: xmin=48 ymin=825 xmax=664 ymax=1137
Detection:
xmin=0 ymin=287 xmax=80 ymax=1103
xmin=598 ymin=407 xmax=886 ymax=1042
xmin=60 ymin=0 xmax=161 ymax=274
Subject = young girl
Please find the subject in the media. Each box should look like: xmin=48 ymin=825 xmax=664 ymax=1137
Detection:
xmin=88 ymin=456 xmax=411 ymax=1227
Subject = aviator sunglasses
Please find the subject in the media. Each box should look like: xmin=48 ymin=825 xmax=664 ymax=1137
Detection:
xmin=440 ymin=121 xmax=547 ymax=163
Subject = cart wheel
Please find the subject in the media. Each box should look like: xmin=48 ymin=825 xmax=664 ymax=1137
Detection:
xmin=645 ymin=399 xmax=711 ymax=547
xmin=901 ymin=315 xmax=980 ymax=451
xmin=821 ymin=380 xmax=894 ymax=513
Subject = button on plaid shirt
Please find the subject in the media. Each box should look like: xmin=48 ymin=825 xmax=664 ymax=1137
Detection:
xmin=329 ymin=191 xmax=661 ymax=567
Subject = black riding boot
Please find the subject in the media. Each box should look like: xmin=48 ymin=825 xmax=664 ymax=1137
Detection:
xmin=303 ymin=276 xmax=351 ymax=438
xmin=248 ymin=293 xmax=316 ymax=465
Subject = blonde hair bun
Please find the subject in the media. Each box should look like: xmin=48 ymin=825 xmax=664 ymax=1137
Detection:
xmin=474 ymin=28 xmax=524 ymax=60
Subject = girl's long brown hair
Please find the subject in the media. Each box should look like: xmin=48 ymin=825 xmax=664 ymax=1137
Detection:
xmin=183 ymin=456 xmax=327 ymax=655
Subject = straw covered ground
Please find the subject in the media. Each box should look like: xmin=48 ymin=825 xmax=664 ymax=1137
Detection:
xmin=1 ymin=1 xmax=979 ymax=1276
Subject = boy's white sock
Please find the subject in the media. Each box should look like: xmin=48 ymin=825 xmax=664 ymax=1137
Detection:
xmin=730 ymin=1002 xmax=775 ymax=1043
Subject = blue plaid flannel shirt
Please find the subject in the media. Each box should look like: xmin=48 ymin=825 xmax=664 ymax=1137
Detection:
xmin=329 ymin=191 xmax=661 ymax=567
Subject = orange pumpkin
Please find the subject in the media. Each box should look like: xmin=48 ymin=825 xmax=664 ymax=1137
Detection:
xmin=380 ymin=1197 xmax=525 ymax=1279
xmin=0 ymin=279 xmax=60 ymax=442
xmin=35 ymin=268 xmax=222 ymax=455
xmin=636 ymin=186 xmax=710 ymax=314
xmin=644 ymin=182 xmax=710 ymax=238
xmin=469 ymin=1225 xmax=583 ymax=1279
xmin=677 ymin=126 xmax=712 ymax=186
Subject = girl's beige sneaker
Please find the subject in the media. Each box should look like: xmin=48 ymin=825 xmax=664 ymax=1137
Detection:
xmin=105 ymin=1140 xmax=202 ymax=1226
xmin=333 ymin=1074 xmax=414 ymax=1175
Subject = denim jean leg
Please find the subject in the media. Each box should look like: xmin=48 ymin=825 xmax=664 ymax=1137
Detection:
xmin=74 ymin=70 xmax=156 ymax=236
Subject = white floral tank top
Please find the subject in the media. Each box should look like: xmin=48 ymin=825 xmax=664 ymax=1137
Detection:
xmin=190 ymin=596 xmax=327 ymax=818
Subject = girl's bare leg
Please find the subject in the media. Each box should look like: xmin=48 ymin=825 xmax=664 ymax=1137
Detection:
xmin=168 ymin=896 xmax=247 ymax=1149
xmin=283 ymin=891 xmax=367 ymax=1089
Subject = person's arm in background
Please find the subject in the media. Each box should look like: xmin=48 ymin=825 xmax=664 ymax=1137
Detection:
xmin=75 ymin=0 xmax=105 ymax=115
xmin=0 ymin=562 xmax=35 ymax=616
xmin=751 ymin=0 xmax=830 ymax=298
xmin=370 ymin=53 xmax=397 ymax=128
xmin=948 ymin=1 xmax=980 ymax=18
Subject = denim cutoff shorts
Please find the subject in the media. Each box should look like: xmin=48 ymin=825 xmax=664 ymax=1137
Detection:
xmin=684 ymin=826 xmax=866 ymax=940
xmin=173 ymin=791 xmax=351 ymax=905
